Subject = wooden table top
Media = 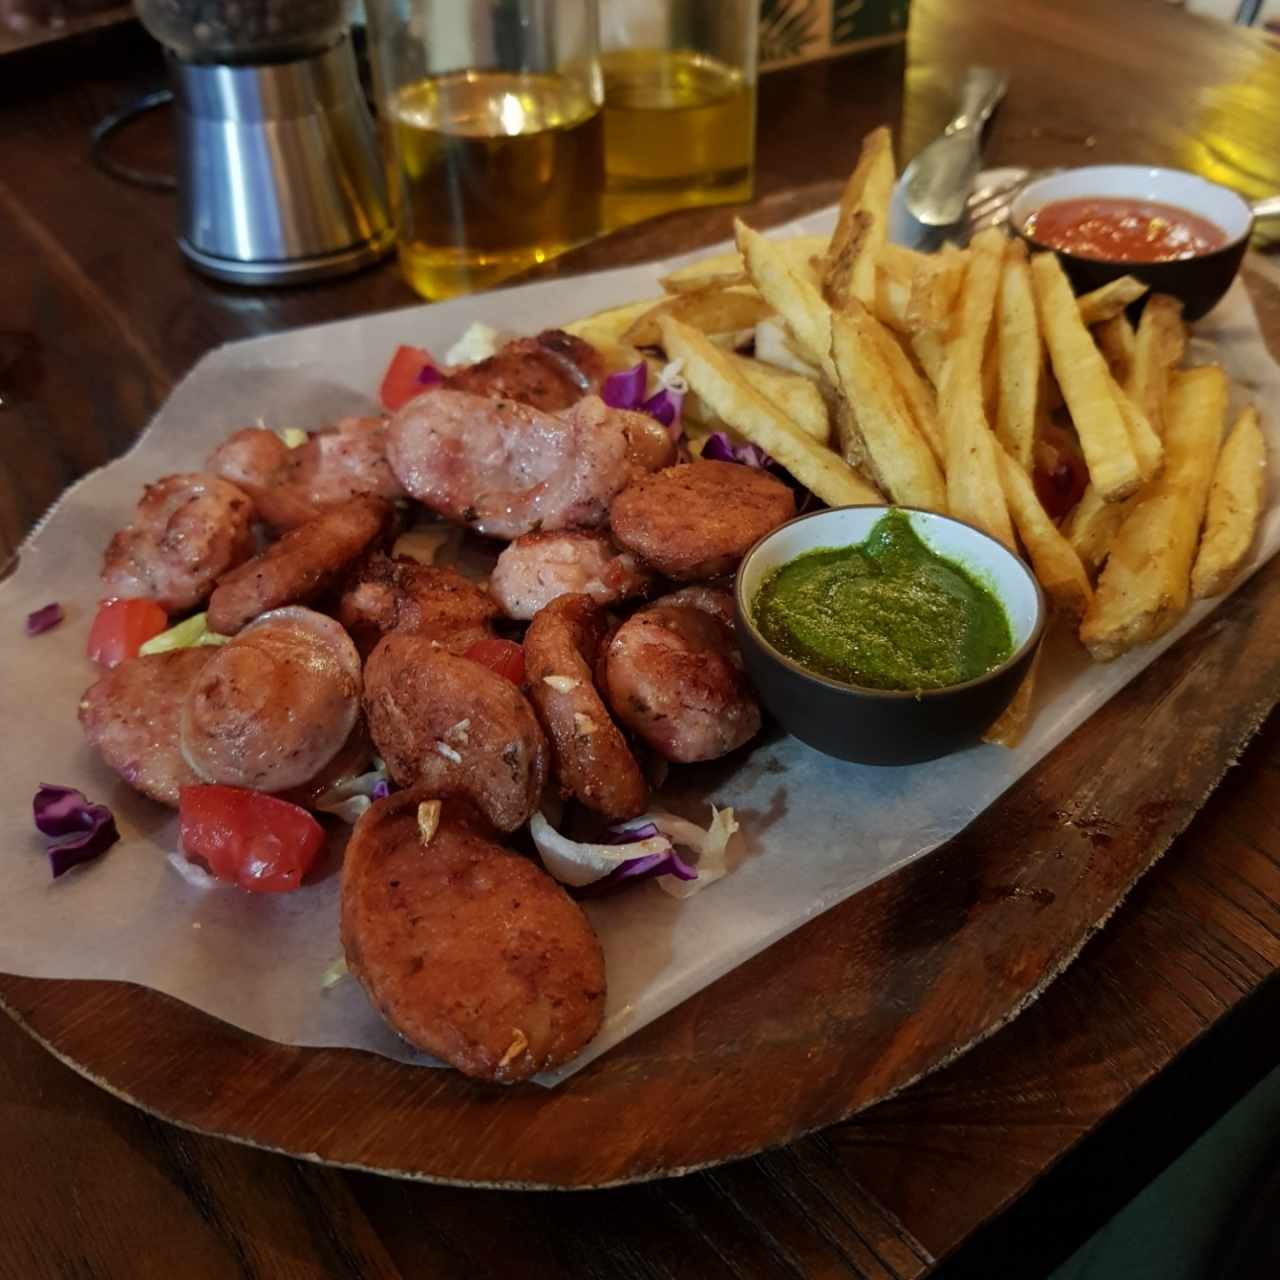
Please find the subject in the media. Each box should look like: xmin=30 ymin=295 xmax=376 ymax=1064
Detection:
xmin=3 ymin=0 xmax=1279 ymax=1275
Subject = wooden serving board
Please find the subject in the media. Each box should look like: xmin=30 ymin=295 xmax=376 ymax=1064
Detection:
xmin=2 ymin=203 xmax=1278 ymax=1189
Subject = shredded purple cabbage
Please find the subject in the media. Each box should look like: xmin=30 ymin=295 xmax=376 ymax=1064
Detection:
xmin=25 ymin=603 xmax=63 ymax=636
xmin=372 ymin=778 xmax=391 ymax=800
xmin=601 ymin=362 xmax=647 ymax=411
xmin=416 ymin=363 xmax=443 ymax=387
xmin=603 ymin=363 xmax=684 ymax=440
xmin=608 ymin=821 xmax=660 ymax=844
xmin=575 ymin=847 xmax=697 ymax=898
xmin=702 ymin=430 xmax=772 ymax=469
xmin=32 ymin=783 xmax=119 ymax=878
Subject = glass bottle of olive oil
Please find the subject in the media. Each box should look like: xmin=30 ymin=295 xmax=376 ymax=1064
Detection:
xmin=388 ymin=70 xmax=604 ymax=301
xmin=600 ymin=47 xmax=756 ymax=230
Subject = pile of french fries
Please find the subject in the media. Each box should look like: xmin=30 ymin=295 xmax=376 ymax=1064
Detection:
xmin=566 ymin=128 xmax=1269 ymax=744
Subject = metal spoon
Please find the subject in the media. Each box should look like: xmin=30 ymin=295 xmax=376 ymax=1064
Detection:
xmin=889 ymin=66 xmax=1010 ymax=250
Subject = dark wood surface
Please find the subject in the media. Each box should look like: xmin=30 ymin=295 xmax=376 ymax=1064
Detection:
xmin=3 ymin=0 xmax=1280 ymax=1274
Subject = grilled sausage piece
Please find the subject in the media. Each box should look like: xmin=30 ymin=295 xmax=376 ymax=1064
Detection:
xmin=181 ymin=607 xmax=362 ymax=793
xmin=524 ymin=594 xmax=648 ymax=820
xmin=363 ymin=635 xmax=548 ymax=832
xmin=341 ymin=789 xmax=606 ymax=1083
xmin=208 ymin=418 xmax=405 ymax=533
xmin=386 ymin=392 xmax=635 ymax=540
xmin=610 ymin=460 xmax=795 ymax=580
xmin=602 ymin=588 xmax=761 ymax=763
xmin=442 ymin=330 xmax=602 ymax=411
xmin=79 ymin=648 xmax=216 ymax=807
xmin=489 ymin=531 xmax=654 ymax=621
xmin=207 ymin=494 xmax=393 ymax=635
xmin=101 ymin=473 xmax=255 ymax=612
xmin=338 ymin=553 xmax=498 ymax=656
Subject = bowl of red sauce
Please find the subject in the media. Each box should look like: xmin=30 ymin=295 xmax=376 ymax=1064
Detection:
xmin=1011 ymin=165 xmax=1253 ymax=320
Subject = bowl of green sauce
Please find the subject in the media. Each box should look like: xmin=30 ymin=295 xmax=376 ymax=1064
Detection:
xmin=735 ymin=506 xmax=1045 ymax=765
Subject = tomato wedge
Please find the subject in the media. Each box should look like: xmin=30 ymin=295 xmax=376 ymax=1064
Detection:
xmin=178 ymin=785 xmax=325 ymax=894
xmin=87 ymin=598 xmax=168 ymax=668
xmin=378 ymin=344 xmax=441 ymax=412
xmin=464 ymin=637 xmax=526 ymax=686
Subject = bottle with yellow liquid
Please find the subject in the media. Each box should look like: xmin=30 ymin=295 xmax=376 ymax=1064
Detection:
xmin=599 ymin=1 xmax=758 ymax=230
xmin=366 ymin=1 xmax=605 ymax=300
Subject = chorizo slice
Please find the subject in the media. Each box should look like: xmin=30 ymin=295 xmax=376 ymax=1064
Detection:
xmin=610 ymin=460 xmax=795 ymax=580
xmin=341 ymin=789 xmax=606 ymax=1083
xmin=525 ymin=594 xmax=648 ymax=821
xmin=363 ymin=635 xmax=548 ymax=832
xmin=207 ymin=494 xmax=392 ymax=635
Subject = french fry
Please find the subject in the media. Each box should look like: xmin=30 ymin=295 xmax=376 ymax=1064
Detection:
xmin=564 ymin=298 xmax=665 ymax=347
xmin=659 ymin=250 xmax=746 ymax=293
xmin=994 ymin=240 xmax=1040 ymax=470
xmin=1080 ymin=365 xmax=1227 ymax=659
xmin=996 ymin=446 xmax=1093 ymax=619
xmin=659 ymin=315 xmax=883 ymax=507
xmin=622 ymin=285 xmax=773 ymax=348
xmin=1031 ymin=252 xmax=1141 ymax=503
xmin=1108 ymin=372 xmax=1164 ymax=482
xmin=1093 ymin=313 xmax=1136 ymax=386
xmin=1064 ymin=484 xmax=1129 ymax=576
xmin=728 ymin=353 xmax=830 ymax=442
xmin=1191 ymin=406 xmax=1267 ymax=598
xmin=982 ymin=625 xmax=1047 ymax=748
xmin=912 ymin=329 xmax=947 ymax=388
xmin=823 ymin=126 xmax=894 ymax=309
xmin=908 ymin=245 xmax=968 ymax=335
xmin=868 ymin=322 xmax=945 ymax=464
xmin=1075 ymin=275 xmax=1148 ymax=327
xmin=1127 ymin=294 xmax=1185 ymax=437
xmin=736 ymin=220 xmax=835 ymax=376
xmin=872 ymin=264 xmax=913 ymax=334
xmin=754 ymin=316 xmax=823 ymax=380
xmin=940 ymin=228 xmax=1015 ymax=548
xmin=829 ymin=303 xmax=948 ymax=509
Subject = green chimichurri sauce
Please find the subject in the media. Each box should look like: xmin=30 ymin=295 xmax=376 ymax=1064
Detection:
xmin=753 ymin=510 xmax=1014 ymax=692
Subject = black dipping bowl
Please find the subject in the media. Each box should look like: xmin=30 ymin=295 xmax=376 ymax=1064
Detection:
xmin=1011 ymin=165 xmax=1253 ymax=322
xmin=734 ymin=506 xmax=1046 ymax=767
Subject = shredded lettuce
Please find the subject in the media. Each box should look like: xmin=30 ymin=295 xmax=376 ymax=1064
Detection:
xmin=139 ymin=612 xmax=229 ymax=656
xmin=313 ymin=766 xmax=390 ymax=823
xmin=445 ymin=322 xmax=503 ymax=367
xmin=529 ymin=811 xmax=673 ymax=888
xmin=622 ymin=806 xmax=740 ymax=899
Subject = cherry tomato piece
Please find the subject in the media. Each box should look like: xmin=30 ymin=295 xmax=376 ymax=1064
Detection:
xmin=378 ymin=345 xmax=441 ymax=412
xmin=87 ymin=598 xmax=169 ymax=668
xmin=179 ymin=785 xmax=325 ymax=894
xmin=464 ymin=637 xmax=526 ymax=686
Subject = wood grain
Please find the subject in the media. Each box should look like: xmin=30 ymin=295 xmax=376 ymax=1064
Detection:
xmin=3 ymin=0 xmax=1280 ymax=1273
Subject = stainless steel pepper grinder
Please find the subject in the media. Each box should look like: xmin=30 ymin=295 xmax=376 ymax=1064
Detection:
xmin=134 ymin=0 xmax=393 ymax=285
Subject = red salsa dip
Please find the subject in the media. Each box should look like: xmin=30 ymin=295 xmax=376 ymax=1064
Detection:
xmin=1024 ymin=196 xmax=1228 ymax=263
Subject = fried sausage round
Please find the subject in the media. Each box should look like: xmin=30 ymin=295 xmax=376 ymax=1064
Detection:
xmin=524 ymin=594 xmax=648 ymax=820
xmin=609 ymin=460 xmax=795 ymax=580
xmin=101 ymin=472 xmax=255 ymax=612
xmin=363 ymin=635 xmax=548 ymax=832
xmin=79 ymin=648 xmax=215 ymax=807
xmin=341 ymin=790 xmax=606 ymax=1082
xmin=603 ymin=589 xmax=761 ymax=763
xmin=181 ymin=607 xmax=362 ymax=793
xmin=207 ymin=494 xmax=392 ymax=635
xmin=489 ymin=530 xmax=654 ymax=622
xmin=338 ymin=553 xmax=498 ymax=655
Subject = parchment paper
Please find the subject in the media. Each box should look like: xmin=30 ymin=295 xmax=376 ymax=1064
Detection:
xmin=1 ymin=207 xmax=1276 ymax=1086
